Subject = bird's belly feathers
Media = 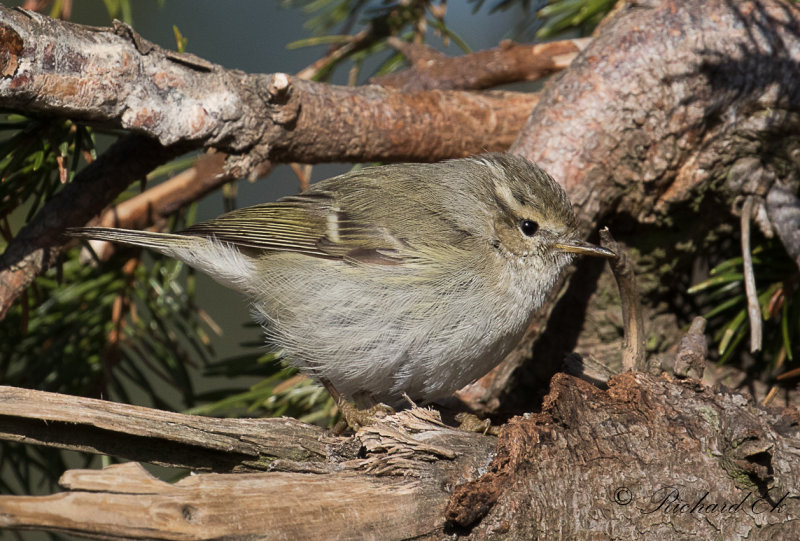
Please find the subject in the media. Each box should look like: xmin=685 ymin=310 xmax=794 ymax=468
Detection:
xmin=249 ymin=253 xmax=540 ymax=406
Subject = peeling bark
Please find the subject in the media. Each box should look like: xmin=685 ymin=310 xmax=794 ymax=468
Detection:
xmin=1 ymin=373 xmax=800 ymax=539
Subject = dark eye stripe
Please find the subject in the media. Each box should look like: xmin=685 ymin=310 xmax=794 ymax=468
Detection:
xmin=519 ymin=219 xmax=539 ymax=237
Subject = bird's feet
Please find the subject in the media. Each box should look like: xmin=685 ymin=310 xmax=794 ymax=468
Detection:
xmin=320 ymin=377 xmax=395 ymax=434
xmin=332 ymin=400 xmax=395 ymax=434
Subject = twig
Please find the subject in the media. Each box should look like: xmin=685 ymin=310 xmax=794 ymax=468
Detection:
xmin=85 ymin=152 xmax=257 ymax=261
xmin=741 ymin=196 xmax=762 ymax=353
xmin=374 ymin=38 xmax=590 ymax=91
xmin=599 ymin=228 xmax=647 ymax=371
xmin=289 ymin=163 xmax=313 ymax=192
xmin=673 ymin=316 xmax=707 ymax=380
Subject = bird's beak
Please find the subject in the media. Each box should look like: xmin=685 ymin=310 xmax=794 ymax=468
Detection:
xmin=553 ymin=238 xmax=616 ymax=258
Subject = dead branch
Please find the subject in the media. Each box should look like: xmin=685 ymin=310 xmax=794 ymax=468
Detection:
xmin=600 ymin=228 xmax=647 ymax=372
xmin=447 ymin=372 xmax=800 ymax=539
xmin=1 ymin=371 xmax=800 ymax=539
xmin=1 ymin=462 xmax=450 ymax=540
xmin=741 ymin=196 xmax=763 ymax=352
xmin=0 ymin=385 xmax=334 ymax=472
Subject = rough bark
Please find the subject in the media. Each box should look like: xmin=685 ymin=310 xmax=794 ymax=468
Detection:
xmin=2 ymin=372 xmax=800 ymax=539
xmin=462 ymin=0 xmax=800 ymax=413
xmin=0 ymin=6 xmax=536 ymax=173
xmin=514 ymin=0 xmax=800 ymax=226
xmin=449 ymin=372 xmax=800 ymax=540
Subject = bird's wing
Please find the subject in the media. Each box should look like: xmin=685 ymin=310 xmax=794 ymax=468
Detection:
xmin=181 ymin=191 xmax=408 ymax=264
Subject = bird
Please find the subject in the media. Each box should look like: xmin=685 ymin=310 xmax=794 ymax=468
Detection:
xmin=68 ymin=153 xmax=614 ymax=408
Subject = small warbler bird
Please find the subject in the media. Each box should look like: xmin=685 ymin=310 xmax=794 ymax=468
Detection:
xmin=68 ymin=153 xmax=613 ymax=407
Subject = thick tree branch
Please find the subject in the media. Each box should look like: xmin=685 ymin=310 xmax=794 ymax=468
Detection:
xmin=513 ymin=0 xmax=800 ymax=225
xmin=0 ymin=6 xmax=537 ymax=174
xmin=2 ymin=372 xmax=800 ymax=539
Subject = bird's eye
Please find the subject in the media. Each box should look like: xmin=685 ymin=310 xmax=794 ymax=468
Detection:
xmin=519 ymin=219 xmax=539 ymax=237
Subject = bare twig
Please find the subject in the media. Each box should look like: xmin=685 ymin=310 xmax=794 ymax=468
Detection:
xmin=289 ymin=163 xmax=313 ymax=192
xmin=599 ymin=228 xmax=646 ymax=372
xmin=673 ymin=316 xmax=708 ymax=380
xmin=741 ymin=196 xmax=763 ymax=353
xmin=374 ymin=38 xmax=590 ymax=91
xmin=295 ymin=28 xmax=372 ymax=81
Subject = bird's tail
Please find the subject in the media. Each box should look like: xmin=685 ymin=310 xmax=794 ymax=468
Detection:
xmin=66 ymin=227 xmax=255 ymax=293
xmin=66 ymin=227 xmax=198 ymax=255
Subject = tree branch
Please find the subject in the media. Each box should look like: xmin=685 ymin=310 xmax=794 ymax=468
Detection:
xmin=0 ymin=6 xmax=537 ymax=174
xmin=0 ymin=385 xmax=335 ymax=472
xmin=373 ymin=37 xmax=590 ymax=91
xmin=513 ymin=0 xmax=800 ymax=226
xmin=2 ymin=372 xmax=800 ymax=539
